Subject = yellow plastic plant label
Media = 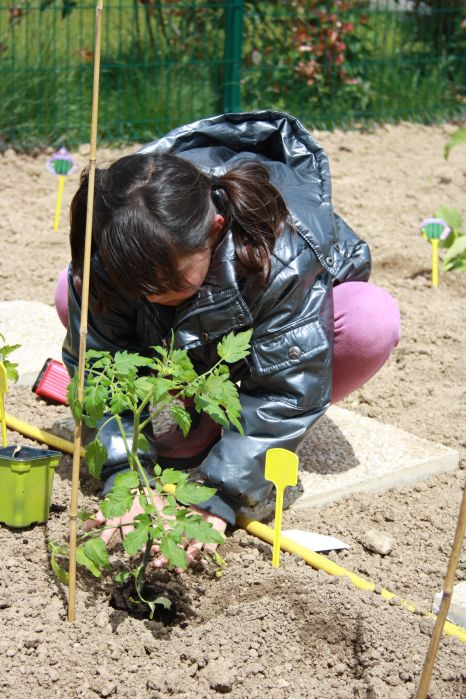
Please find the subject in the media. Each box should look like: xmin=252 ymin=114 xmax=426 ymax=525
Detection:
xmin=264 ymin=448 xmax=299 ymax=568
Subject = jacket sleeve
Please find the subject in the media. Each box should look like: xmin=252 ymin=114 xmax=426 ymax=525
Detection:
xmin=62 ymin=270 xmax=159 ymax=485
xmin=332 ymin=213 xmax=371 ymax=284
xmin=197 ymin=246 xmax=334 ymax=525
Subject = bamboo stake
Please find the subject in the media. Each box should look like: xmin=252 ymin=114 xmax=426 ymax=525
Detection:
xmin=67 ymin=0 xmax=104 ymax=623
xmin=415 ymin=481 xmax=466 ymax=698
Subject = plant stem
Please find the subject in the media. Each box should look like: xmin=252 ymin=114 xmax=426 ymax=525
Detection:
xmin=114 ymin=414 xmax=134 ymax=467
xmin=113 ymin=411 xmax=161 ymax=521
xmin=135 ymin=537 xmax=153 ymax=598
xmin=94 ymin=413 xmax=118 ymax=440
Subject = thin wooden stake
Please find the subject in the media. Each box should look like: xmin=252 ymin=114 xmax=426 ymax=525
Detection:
xmin=67 ymin=0 xmax=104 ymax=623
xmin=415 ymin=481 xmax=466 ymax=698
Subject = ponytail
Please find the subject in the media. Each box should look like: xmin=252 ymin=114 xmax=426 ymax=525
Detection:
xmin=211 ymin=162 xmax=289 ymax=286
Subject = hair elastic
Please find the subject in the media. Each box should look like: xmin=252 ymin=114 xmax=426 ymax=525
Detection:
xmin=211 ymin=174 xmax=223 ymax=191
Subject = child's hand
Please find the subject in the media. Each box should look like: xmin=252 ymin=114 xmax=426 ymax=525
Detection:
xmin=83 ymin=490 xmax=227 ymax=570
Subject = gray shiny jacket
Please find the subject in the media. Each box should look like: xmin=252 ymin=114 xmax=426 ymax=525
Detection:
xmin=63 ymin=111 xmax=371 ymax=525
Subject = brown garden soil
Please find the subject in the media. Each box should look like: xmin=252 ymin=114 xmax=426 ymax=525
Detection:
xmin=0 ymin=123 xmax=465 ymax=699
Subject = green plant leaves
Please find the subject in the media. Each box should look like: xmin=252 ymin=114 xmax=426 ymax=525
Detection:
xmin=160 ymin=535 xmax=188 ymax=570
xmin=83 ymin=384 xmax=108 ymax=424
xmin=76 ymin=545 xmax=102 ymax=577
xmin=217 ymin=329 xmax=252 ymax=364
xmin=443 ymin=236 xmax=466 ymax=269
xmin=114 ymin=569 xmax=131 ymax=584
xmin=112 ymin=351 xmax=154 ymax=376
xmin=123 ymin=515 xmax=151 ymax=556
xmin=0 ymin=337 xmax=20 ymax=384
xmin=435 ymin=207 xmax=463 ymax=233
xmin=182 ymin=517 xmax=225 ymax=545
xmin=195 ymin=394 xmax=230 ymax=429
xmin=67 ymin=373 xmax=82 ymax=422
xmin=0 ymin=337 xmax=20 ymax=360
xmin=444 ymin=127 xmax=466 ymax=160
xmin=433 ymin=207 xmax=466 ymax=271
xmin=175 ymin=482 xmax=217 ymax=506
xmin=86 ymin=349 xmax=112 ymax=367
xmin=48 ymin=541 xmax=70 ymax=585
xmin=160 ymin=468 xmax=189 ymax=486
xmin=137 ymin=433 xmax=150 ymax=452
xmin=115 ymin=471 xmax=139 ymax=489
xmin=133 ymin=376 xmax=155 ymax=401
xmin=110 ymin=393 xmax=130 ymax=415
xmin=50 ymin=554 xmax=70 ymax=585
xmin=76 ymin=536 xmax=110 ymax=578
xmin=100 ymin=471 xmax=137 ymax=518
xmin=56 ymin=332 xmax=252 ymax=609
xmin=84 ymin=538 xmax=110 ymax=571
xmin=170 ymin=403 xmax=191 ymax=437
xmin=151 ymin=377 xmax=173 ymax=403
xmin=85 ymin=440 xmax=108 ymax=479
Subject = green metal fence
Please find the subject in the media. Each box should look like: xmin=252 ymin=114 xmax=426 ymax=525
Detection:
xmin=0 ymin=0 xmax=464 ymax=147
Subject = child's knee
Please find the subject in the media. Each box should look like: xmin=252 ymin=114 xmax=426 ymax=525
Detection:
xmin=334 ymin=281 xmax=400 ymax=358
xmin=368 ymin=284 xmax=401 ymax=351
xmin=54 ymin=266 xmax=69 ymax=328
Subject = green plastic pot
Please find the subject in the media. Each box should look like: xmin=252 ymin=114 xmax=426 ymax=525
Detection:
xmin=0 ymin=445 xmax=61 ymax=528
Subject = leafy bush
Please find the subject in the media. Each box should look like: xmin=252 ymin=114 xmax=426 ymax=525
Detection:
xmin=241 ymin=0 xmax=375 ymax=121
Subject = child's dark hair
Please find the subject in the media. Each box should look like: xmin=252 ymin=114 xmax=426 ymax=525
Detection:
xmin=70 ymin=152 xmax=289 ymax=307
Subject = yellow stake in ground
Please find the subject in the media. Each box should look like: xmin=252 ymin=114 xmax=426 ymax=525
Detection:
xmin=419 ymin=218 xmax=451 ymax=288
xmin=53 ymin=175 xmax=66 ymax=231
xmin=47 ymin=148 xmax=77 ymax=231
xmin=265 ymin=447 xmax=299 ymax=568
xmin=0 ymin=362 xmax=8 ymax=447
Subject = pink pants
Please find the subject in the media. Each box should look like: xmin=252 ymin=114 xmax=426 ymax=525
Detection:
xmin=55 ymin=269 xmax=400 ymax=403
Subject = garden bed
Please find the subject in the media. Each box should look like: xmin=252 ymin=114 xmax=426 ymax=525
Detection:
xmin=0 ymin=122 xmax=465 ymax=698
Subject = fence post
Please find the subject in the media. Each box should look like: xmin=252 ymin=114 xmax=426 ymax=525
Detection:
xmin=223 ymin=0 xmax=245 ymax=113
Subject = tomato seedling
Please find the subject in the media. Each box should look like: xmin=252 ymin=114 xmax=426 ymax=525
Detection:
xmin=51 ymin=330 xmax=251 ymax=618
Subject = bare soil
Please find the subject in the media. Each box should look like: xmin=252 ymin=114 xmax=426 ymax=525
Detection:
xmin=0 ymin=123 xmax=465 ymax=699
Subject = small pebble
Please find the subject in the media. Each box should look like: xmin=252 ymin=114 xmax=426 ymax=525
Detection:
xmin=361 ymin=529 xmax=394 ymax=555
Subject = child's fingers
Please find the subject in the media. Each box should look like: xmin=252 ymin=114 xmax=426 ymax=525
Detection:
xmin=203 ymin=542 xmax=219 ymax=556
xmin=83 ymin=510 xmax=117 ymax=545
xmin=186 ymin=541 xmax=203 ymax=563
xmin=100 ymin=526 xmax=117 ymax=546
xmin=99 ymin=515 xmax=124 ymax=545
xmin=152 ymin=555 xmax=168 ymax=568
xmin=83 ymin=509 xmax=105 ymax=532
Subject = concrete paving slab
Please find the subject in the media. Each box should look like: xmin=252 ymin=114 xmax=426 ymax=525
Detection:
xmin=293 ymin=405 xmax=460 ymax=509
xmin=433 ymin=582 xmax=466 ymax=629
xmin=0 ymin=301 xmax=66 ymax=382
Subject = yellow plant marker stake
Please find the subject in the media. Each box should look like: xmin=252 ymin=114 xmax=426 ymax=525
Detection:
xmin=431 ymin=238 xmax=439 ymax=288
xmin=265 ymin=448 xmax=299 ymax=568
xmin=53 ymin=175 xmax=66 ymax=231
xmin=0 ymin=362 xmax=8 ymax=447
xmin=47 ymin=148 xmax=77 ymax=232
xmin=419 ymin=218 xmax=451 ymax=288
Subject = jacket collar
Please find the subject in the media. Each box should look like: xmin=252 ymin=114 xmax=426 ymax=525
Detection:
xmin=173 ymin=231 xmax=253 ymax=349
